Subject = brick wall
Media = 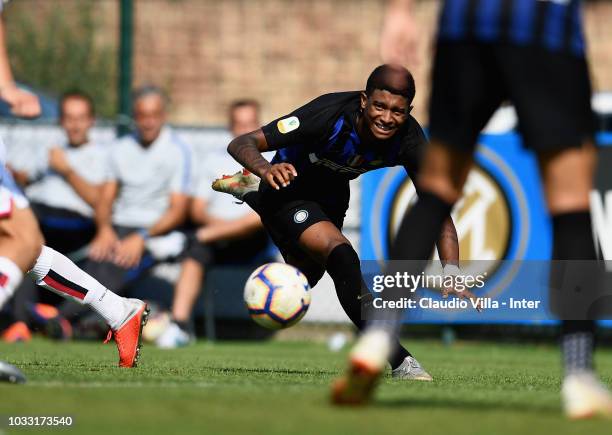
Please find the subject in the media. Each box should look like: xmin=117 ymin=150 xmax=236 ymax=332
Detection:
xmin=8 ymin=0 xmax=612 ymax=126
xmin=130 ymin=0 xmax=612 ymax=126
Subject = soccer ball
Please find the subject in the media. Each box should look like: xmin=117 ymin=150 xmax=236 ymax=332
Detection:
xmin=244 ymin=262 xmax=311 ymax=330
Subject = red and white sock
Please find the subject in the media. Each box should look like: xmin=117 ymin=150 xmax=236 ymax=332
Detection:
xmin=29 ymin=246 xmax=128 ymax=329
xmin=0 ymin=256 xmax=24 ymax=309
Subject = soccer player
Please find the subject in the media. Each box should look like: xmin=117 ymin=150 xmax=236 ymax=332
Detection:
xmin=213 ymin=64 xmax=463 ymax=380
xmin=0 ymin=4 xmax=148 ymax=369
xmin=334 ymin=0 xmax=612 ymax=418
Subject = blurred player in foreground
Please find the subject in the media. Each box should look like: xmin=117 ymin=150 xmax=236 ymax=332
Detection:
xmin=333 ymin=0 xmax=612 ymax=418
xmin=0 ymin=4 xmax=148 ymax=374
xmin=213 ymin=65 xmax=464 ymax=380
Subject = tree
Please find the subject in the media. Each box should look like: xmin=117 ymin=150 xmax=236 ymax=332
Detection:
xmin=5 ymin=1 xmax=117 ymax=118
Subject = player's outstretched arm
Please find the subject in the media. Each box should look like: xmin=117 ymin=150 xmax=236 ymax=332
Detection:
xmin=436 ymin=216 xmax=459 ymax=266
xmin=436 ymin=217 xmax=482 ymax=311
xmin=228 ymin=129 xmax=297 ymax=190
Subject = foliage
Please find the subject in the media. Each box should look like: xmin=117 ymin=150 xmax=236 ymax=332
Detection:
xmin=5 ymin=1 xmax=117 ymax=118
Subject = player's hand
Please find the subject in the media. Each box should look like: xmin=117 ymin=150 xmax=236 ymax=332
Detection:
xmin=262 ymin=163 xmax=297 ymax=190
xmin=441 ymin=265 xmax=483 ymax=312
xmin=89 ymin=227 xmax=118 ymax=262
xmin=48 ymin=148 xmax=72 ymax=176
xmin=0 ymin=85 xmax=41 ymax=119
xmin=442 ymin=285 xmax=483 ymax=312
xmin=113 ymin=233 xmax=146 ymax=269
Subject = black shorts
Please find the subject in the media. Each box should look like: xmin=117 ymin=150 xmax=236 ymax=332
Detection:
xmin=255 ymin=184 xmax=347 ymax=258
xmin=428 ymin=41 xmax=595 ymax=152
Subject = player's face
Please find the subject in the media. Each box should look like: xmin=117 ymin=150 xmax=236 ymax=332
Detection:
xmin=360 ymin=89 xmax=409 ymax=140
xmin=133 ymin=95 xmax=166 ymax=145
xmin=60 ymin=98 xmax=94 ymax=146
xmin=230 ymin=105 xmax=259 ymax=137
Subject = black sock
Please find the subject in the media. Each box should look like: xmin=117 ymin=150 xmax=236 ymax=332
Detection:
xmin=551 ymin=211 xmax=597 ymax=375
xmin=390 ymin=191 xmax=453 ymax=260
xmin=376 ymin=191 xmax=453 ymax=329
xmin=326 ymin=243 xmax=411 ymax=369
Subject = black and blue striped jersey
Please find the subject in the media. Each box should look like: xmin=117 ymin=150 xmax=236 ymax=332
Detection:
xmin=260 ymin=91 xmax=426 ymax=209
xmin=438 ymin=0 xmax=586 ymax=56
xmin=262 ymin=92 xmax=425 ymax=180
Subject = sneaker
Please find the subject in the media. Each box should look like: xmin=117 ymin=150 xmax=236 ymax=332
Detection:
xmin=104 ymin=299 xmax=149 ymax=368
xmin=211 ymin=169 xmax=260 ymax=200
xmin=155 ymin=322 xmax=193 ymax=349
xmin=0 ymin=361 xmax=26 ymax=384
xmin=142 ymin=310 xmax=171 ymax=343
xmin=2 ymin=321 xmax=32 ymax=343
xmin=391 ymin=356 xmax=433 ymax=381
xmin=562 ymin=371 xmax=612 ymax=419
xmin=331 ymin=329 xmax=392 ymax=405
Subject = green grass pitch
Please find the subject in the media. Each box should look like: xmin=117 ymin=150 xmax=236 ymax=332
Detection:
xmin=1 ymin=338 xmax=611 ymax=435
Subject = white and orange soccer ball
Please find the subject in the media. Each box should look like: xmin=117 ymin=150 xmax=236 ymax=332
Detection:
xmin=244 ymin=263 xmax=311 ymax=330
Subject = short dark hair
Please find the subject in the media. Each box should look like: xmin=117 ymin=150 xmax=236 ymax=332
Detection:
xmin=365 ymin=64 xmax=416 ymax=103
xmin=59 ymin=90 xmax=95 ymax=118
xmin=228 ymin=99 xmax=260 ymax=123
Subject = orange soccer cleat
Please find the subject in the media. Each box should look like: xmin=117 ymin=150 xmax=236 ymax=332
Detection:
xmin=331 ymin=358 xmax=383 ymax=406
xmin=104 ymin=299 xmax=149 ymax=368
xmin=331 ymin=329 xmax=391 ymax=405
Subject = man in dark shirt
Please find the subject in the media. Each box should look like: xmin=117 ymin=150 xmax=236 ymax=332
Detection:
xmin=214 ymin=64 xmax=463 ymax=380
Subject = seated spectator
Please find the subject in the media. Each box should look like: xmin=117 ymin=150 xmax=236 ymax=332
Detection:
xmin=59 ymin=85 xmax=192 ymax=324
xmin=155 ymin=100 xmax=271 ymax=348
xmin=4 ymin=91 xmax=105 ymax=341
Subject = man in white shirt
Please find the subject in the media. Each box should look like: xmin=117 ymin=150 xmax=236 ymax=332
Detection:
xmin=21 ymin=91 xmax=105 ymax=252
xmin=156 ymin=100 xmax=269 ymax=348
xmin=72 ymin=86 xmax=192 ymax=306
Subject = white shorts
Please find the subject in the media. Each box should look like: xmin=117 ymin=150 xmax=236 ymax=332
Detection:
xmin=0 ymin=165 xmax=29 ymax=218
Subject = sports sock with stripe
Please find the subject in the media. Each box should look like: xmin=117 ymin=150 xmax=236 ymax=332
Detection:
xmin=0 ymin=256 xmax=23 ymax=309
xmin=28 ymin=246 xmax=128 ymax=330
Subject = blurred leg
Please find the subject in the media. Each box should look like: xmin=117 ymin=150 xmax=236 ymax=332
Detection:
xmin=171 ymin=257 xmax=204 ymax=324
xmin=538 ymin=143 xmax=598 ymax=376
